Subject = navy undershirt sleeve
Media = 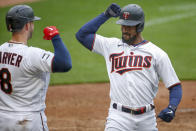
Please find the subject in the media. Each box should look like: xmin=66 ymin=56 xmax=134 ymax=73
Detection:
xmin=75 ymin=13 xmax=109 ymax=50
xmin=169 ymin=84 xmax=182 ymax=107
xmin=51 ymin=35 xmax=72 ymax=72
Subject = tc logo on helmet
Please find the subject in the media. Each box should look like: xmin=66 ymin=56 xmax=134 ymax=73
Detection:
xmin=123 ymin=12 xmax=130 ymax=20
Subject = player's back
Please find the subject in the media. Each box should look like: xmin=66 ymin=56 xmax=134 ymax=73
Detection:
xmin=0 ymin=42 xmax=51 ymax=112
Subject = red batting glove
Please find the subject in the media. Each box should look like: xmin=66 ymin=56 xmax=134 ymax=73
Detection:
xmin=43 ymin=26 xmax=59 ymax=40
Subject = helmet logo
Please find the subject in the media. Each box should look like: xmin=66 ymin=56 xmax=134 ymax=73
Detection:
xmin=123 ymin=12 xmax=130 ymax=20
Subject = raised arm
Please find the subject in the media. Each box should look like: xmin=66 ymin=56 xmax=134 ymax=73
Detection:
xmin=43 ymin=26 xmax=72 ymax=72
xmin=75 ymin=3 xmax=121 ymax=51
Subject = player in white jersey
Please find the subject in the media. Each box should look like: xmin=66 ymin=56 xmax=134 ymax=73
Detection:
xmin=76 ymin=3 xmax=182 ymax=131
xmin=0 ymin=5 xmax=72 ymax=131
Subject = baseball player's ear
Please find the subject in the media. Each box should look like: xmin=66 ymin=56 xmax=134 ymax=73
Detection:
xmin=24 ymin=23 xmax=30 ymax=31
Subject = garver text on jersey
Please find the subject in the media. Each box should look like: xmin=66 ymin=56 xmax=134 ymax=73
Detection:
xmin=0 ymin=51 xmax=23 ymax=67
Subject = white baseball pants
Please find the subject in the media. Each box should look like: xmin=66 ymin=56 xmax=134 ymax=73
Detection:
xmin=0 ymin=110 xmax=48 ymax=131
xmin=105 ymin=106 xmax=158 ymax=131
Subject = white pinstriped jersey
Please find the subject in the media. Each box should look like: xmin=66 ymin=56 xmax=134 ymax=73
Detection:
xmin=93 ymin=34 xmax=180 ymax=107
xmin=0 ymin=42 xmax=54 ymax=112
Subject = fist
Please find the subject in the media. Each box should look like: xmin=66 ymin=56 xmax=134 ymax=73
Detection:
xmin=105 ymin=3 xmax=121 ymax=18
xmin=158 ymin=105 xmax=176 ymax=122
xmin=43 ymin=26 xmax=59 ymax=40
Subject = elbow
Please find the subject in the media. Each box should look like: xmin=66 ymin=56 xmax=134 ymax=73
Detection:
xmin=52 ymin=58 xmax=72 ymax=73
xmin=75 ymin=29 xmax=86 ymax=43
xmin=64 ymin=62 xmax=72 ymax=72
xmin=75 ymin=31 xmax=80 ymax=41
xmin=75 ymin=30 xmax=82 ymax=43
xmin=61 ymin=58 xmax=72 ymax=72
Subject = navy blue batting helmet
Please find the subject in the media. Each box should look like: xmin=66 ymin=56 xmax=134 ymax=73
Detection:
xmin=116 ymin=4 xmax=145 ymax=32
xmin=6 ymin=5 xmax=41 ymax=32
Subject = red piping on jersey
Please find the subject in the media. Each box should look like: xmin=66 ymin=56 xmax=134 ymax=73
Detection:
xmin=91 ymin=34 xmax=96 ymax=51
xmin=168 ymin=83 xmax=181 ymax=89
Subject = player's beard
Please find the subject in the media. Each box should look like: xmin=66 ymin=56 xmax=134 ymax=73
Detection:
xmin=122 ymin=32 xmax=137 ymax=45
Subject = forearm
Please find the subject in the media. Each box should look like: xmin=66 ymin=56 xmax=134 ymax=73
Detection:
xmin=75 ymin=13 xmax=109 ymax=50
xmin=169 ymin=84 xmax=182 ymax=108
xmin=52 ymin=35 xmax=72 ymax=72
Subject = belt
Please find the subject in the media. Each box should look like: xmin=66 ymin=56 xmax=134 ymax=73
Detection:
xmin=112 ymin=103 xmax=155 ymax=115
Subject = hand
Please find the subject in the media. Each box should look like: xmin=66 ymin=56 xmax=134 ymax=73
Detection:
xmin=43 ymin=26 xmax=59 ymax=40
xmin=104 ymin=3 xmax=121 ymax=18
xmin=158 ymin=105 xmax=177 ymax=122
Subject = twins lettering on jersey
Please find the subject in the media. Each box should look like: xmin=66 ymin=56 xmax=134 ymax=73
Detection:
xmin=0 ymin=51 xmax=22 ymax=67
xmin=110 ymin=51 xmax=152 ymax=75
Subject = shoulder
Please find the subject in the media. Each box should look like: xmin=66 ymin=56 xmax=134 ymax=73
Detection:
xmin=0 ymin=42 xmax=7 ymax=46
xmin=144 ymin=41 xmax=168 ymax=56
xmin=95 ymin=34 xmax=121 ymax=45
xmin=27 ymin=46 xmax=53 ymax=58
xmin=28 ymin=46 xmax=45 ymax=52
xmin=28 ymin=46 xmax=52 ymax=54
xmin=142 ymin=41 xmax=170 ymax=63
xmin=0 ymin=42 xmax=9 ymax=48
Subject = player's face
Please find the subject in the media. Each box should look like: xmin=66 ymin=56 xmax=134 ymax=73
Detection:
xmin=28 ymin=22 xmax=34 ymax=40
xmin=121 ymin=25 xmax=137 ymax=41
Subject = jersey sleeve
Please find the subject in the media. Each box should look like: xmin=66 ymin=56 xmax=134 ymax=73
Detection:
xmin=28 ymin=47 xmax=54 ymax=73
xmin=92 ymin=34 xmax=111 ymax=56
xmin=156 ymin=52 xmax=180 ymax=88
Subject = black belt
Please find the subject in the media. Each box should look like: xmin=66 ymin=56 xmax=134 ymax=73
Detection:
xmin=113 ymin=103 xmax=155 ymax=115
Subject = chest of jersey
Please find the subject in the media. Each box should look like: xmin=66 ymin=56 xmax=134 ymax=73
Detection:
xmin=107 ymin=45 xmax=153 ymax=75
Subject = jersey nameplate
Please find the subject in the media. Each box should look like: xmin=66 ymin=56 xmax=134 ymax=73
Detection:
xmin=0 ymin=51 xmax=23 ymax=67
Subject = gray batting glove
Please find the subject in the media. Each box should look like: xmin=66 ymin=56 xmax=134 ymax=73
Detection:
xmin=104 ymin=3 xmax=121 ymax=18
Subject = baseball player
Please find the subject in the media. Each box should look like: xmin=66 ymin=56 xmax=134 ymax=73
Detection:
xmin=0 ymin=5 xmax=72 ymax=131
xmin=76 ymin=3 xmax=182 ymax=131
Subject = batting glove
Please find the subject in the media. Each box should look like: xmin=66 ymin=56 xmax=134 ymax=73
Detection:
xmin=104 ymin=3 xmax=121 ymax=18
xmin=43 ymin=26 xmax=59 ymax=40
xmin=158 ymin=105 xmax=177 ymax=122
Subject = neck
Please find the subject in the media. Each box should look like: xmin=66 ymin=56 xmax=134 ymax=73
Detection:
xmin=131 ymin=33 xmax=144 ymax=45
xmin=10 ymin=32 xmax=28 ymax=45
